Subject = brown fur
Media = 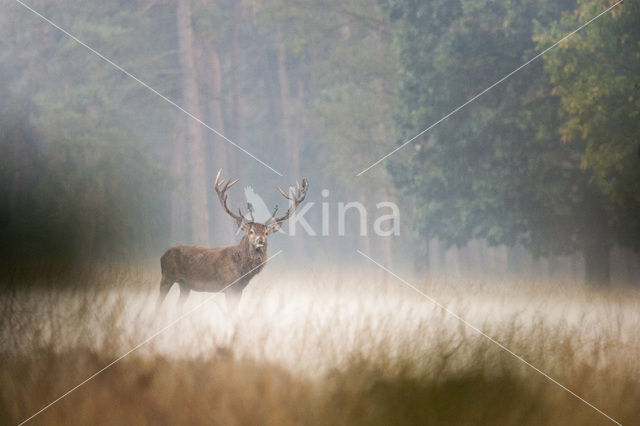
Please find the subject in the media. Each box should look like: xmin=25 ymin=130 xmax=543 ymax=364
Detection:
xmin=157 ymin=170 xmax=308 ymax=313
xmin=156 ymin=222 xmax=276 ymax=312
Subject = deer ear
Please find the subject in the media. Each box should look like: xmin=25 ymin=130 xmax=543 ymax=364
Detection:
xmin=266 ymin=222 xmax=281 ymax=234
xmin=237 ymin=218 xmax=250 ymax=231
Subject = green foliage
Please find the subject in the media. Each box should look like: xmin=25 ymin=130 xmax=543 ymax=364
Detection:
xmin=2 ymin=0 xmax=636 ymax=272
xmin=536 ymin=0 xmax=640 ymax=250
xmin=0 ymin=2 xmax=174 ymax=261
xmin=0 ymin=0 xmax=402 ymax=263
xmin=385 ymin=0 xmax=638 ymax=264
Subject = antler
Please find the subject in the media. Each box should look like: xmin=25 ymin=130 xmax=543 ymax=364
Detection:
xmin=247 ymin=203 xmax=255 ymax=222
xmin=267 ymin=178 xmax=309 ymax=225
xmin=214 ymin=169 xmax=245 ymax=224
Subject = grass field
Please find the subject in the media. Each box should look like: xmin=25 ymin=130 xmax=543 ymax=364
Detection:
xmin=1 ymin=263 xmax=639 ymax=425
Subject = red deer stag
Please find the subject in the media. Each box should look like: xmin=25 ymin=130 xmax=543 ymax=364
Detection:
xmin=156 ymin=169 xmax=309 ymax=315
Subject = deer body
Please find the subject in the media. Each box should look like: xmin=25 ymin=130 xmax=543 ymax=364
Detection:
xmin=156 ymin=170 xmax=308 ymax=314
xmin=160 ymin=236 xmax=266 ymax=291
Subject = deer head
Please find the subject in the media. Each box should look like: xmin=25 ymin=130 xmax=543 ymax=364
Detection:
xmin=214 ymin=169 xmax=309 ymax=251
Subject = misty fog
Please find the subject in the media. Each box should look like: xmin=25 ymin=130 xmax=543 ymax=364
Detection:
xmin=1 ymin=0 xmax=639 ymax=425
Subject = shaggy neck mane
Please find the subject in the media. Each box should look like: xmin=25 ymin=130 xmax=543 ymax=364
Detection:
xmin=235 ymin=235 xmax=267 ymax=270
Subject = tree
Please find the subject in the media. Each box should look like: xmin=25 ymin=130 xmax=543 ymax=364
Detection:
xmin=537 ymin=0 xmax=640 ymax=283
xmin=0 ymin=1 xmax=174 ymax=262
xmin=384 ymin=0 xmax=632 ymax=285
xmin=177 ymin=0 xmax=210 ymax=246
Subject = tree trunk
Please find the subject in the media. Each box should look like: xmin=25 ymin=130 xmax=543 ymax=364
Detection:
xmin=263 ymin=44 xmax=281 ymax=149
xmin=276 ymin=24 xmax=305 ymax=256
xmin=205 ymin=46 xmax=235 ymax=245
xmin=584 ymin=239 xmax=611 ymax=286
xmin=276 ymin=28 xmax=302 ymax=178
xmin=414 ymin=238 xmax=429 ymax=274
xmin=291 ymin=80 xmax=302 ymax=177
xmin=380 ymin=189 xmax=394 ymax=268
xmin=623 ymin=248 xmax=639 ymax=287
xmin=207 ymin=47 xmax=226 ymax=143
xmin=170 ymin=125 xmax=188 ymax=245
xmin=506 ymin=244 xmax=526 ymax=275
xmin=437 ymin=239 xmax=447 ymax=275
xmin=276 ymin=24 xmax=294 ymax=175
xmin=177 ymin=0 xmax=209 ymax=246
xmin=571 ymin=253 xmax=581 ymax=283
xmin=582 ymin=190 xmax=611 ymax=286
xmin=229 ymin=0 xmax=243 ymax=155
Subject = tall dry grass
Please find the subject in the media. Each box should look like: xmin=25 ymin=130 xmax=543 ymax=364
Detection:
xmin=1 ymin=263 xmax=639 ymax=425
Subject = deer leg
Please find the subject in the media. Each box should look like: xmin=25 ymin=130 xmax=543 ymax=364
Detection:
xmin=177 ymin=284 xmax=190 ymax=309
xmin=223 ymin=290 xmax=242 ymax=345
xmin=225 ymin=290 xmax=242 ymax=319
xmin=155 ymin=275 xmax=174 ymax=311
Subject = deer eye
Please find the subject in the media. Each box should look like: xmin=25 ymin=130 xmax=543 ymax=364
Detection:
xmin=249 ymin=229 xmax=254 ymax=234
